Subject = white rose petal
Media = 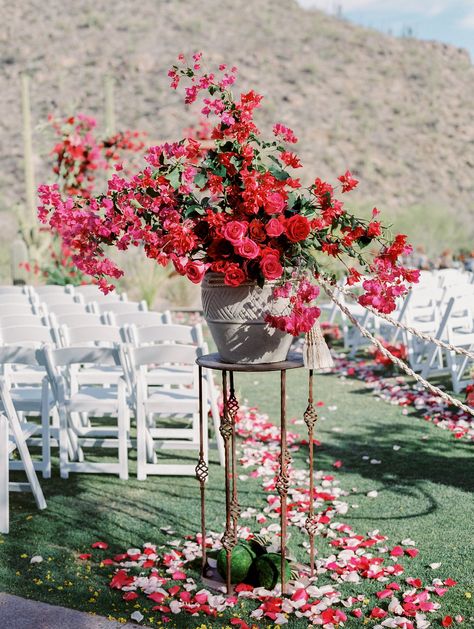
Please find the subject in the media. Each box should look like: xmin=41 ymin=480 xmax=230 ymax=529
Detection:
xmin=30 ymin=555 xmax=43 ymax=564
xmin=367 ymin=490 xmax=378 ymax=498
xmin=429 ymin=562 xmax=441 ymax=569
xmin=130 ymin=611 xmax=144 ymax=623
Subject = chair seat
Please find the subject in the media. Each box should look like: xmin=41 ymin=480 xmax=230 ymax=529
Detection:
xmin=66 ymin=387 xmax=120 ymax=412
xmin=144 ymin=388 xmax=199 ymax=414
xmin=8 ymin=387 xmax=54 ymax=412
xmin=147 ymin=366 xmax=193 ymax=386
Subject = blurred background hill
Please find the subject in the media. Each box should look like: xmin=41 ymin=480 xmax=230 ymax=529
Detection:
xmin=1 ymin=0 xmax=473 ymax=287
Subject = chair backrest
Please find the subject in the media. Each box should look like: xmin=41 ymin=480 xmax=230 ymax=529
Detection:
xmin=93 ymin=301 xmax=147 ymax=315
xmin=45 ymin=345 xmax=121 ymax=369
xmin=0 ymin=314 xmax=47 ymax=329
xmin=32 ymin=284 xmax=75 ymax=296
xmin=40 ymin=293 xmax=83 ymax=307
xmin=42 ymin=302 xmax=89 ymax=316
xmin=0 ymin=345 xmax=44 ymax=367
xmin=130 ymin=323 xmax=203 ymax=347
xmin=49 ymin=312 xmax=104 ymax=328
xmin=0 ymin=303 xmax=40 ymax=316
xmin=61 ymin=324 xmax=123 ymax=347
xmin=0 ymin=293 xmax=36 ymax=305
xmin=108 ymin=311 xmax=166 ymax=327
xmin=75 ymin=285 xmax=128 ymax=302
xmin=0 ymin=285 xmax=30 ymax=295
xmin=130 ymin=343 xmax=200 ymax=368
xmin=0 ymin=326 xmax=55 ymax=347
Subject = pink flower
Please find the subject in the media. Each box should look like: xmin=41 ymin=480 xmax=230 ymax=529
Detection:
xmin=273 ymin=123 xmax=298 ymax=144
xmin=263 ymin=191 xmax=286 ymax=215
xmin=236 ymin=238 xmax=260 ymax=259
xmin=266 ymin=217 xmax=285 ymax=238
xmin=222 ymin=221 xmax=247 ymax=244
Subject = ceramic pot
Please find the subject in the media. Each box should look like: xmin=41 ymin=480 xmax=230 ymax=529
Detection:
xmin=201 ymin=272 xmax=293 ymax=364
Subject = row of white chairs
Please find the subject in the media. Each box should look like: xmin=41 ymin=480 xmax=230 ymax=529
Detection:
xmin=323 ymin=271 xmax=474 ymax=393
xmin=0 ymin=285 xmax=222 ymax=533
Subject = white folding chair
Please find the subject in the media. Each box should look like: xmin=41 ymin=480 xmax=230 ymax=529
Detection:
xmin=129 ymin=343 xmax=208 ymax=479
xmin=44 ymin=346 xmax=129 ymax=480
xmin=0 ymin=380 xmax=47 ymax=534
xmin=0 ymin=345 xmax=55 ymax=479
xmin=128 ymin=323 xmax=224 ymax=465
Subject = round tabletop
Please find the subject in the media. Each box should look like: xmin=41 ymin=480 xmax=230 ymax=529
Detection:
xmin=196 ymin=352 xmax=304 ymax=372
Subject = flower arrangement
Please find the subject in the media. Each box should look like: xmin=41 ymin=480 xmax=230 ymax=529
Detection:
xmin=38 ymin=53 xmax=419 ymax=334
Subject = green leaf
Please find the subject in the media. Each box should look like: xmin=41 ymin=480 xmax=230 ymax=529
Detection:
xmin=268 ymin=165 xmax=290 ymax=181
xmin=194 ymin=172 xmax=207 ymax=189
xmin=167 ymin=167 xmax=182 ymax=190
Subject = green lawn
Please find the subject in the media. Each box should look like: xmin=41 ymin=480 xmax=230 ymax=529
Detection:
xmin=0 ymin=367 xmax=473 ymax=627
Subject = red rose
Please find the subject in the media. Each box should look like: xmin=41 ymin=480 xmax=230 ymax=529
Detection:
xmin=185 ymin=261 xmax=206 ymax=284
xmin=224 ymin=265 xmax=246 ymax=287
xmin=266 ymin=217 xmax=285 ymax=238
xmin=236 ymin=238 xmax=260 ymax=259
xmin=222 ymin=220 xmax=247 ymax=244
xmin=286 ymin=215 xmax=310 ymax=242
xmin=260 ymin=255 xmax=283 ymax=281
xmin=249 ymin=219 xmax=266 ymax=242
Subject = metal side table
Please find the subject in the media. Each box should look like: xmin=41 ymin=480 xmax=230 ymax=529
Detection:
xmin=195 ymin=352 xmax=324 ymax=595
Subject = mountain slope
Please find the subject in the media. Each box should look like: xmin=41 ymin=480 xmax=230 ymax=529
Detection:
xmin=0 ymin=0 xmax=473 ymax=255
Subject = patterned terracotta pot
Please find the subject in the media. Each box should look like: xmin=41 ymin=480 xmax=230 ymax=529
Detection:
xmin=201 ymin=272 xmax=293 ymax=364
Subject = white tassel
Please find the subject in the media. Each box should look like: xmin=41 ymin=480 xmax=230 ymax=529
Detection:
xmin=303 ymin=320 xmax=334 ymax=370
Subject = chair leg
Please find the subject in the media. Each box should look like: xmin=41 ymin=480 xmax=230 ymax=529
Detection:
xmin=4 ymin=400 xmax=47 ymax=511
xmin=136 ymin=404 xmax=147 ymax=481
xmin=41 ymin=382 xmax=51 ymax=479
xmin=117 ymin=384 xmax=129 ymax=481
xmin=0 ymin=415 xmax=9 ymax=534
xmin=58 ymin=408 xmax=70 ymax=480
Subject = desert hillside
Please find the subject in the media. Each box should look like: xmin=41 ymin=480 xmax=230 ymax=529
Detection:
xmin=1 ymin=0 xmax=473 ymax=269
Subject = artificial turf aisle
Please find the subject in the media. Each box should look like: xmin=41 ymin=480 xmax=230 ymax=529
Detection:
xmin=0 ymin=369 xmax=472 ymax=627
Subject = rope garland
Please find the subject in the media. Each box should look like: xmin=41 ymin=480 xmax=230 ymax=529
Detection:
xmin=320 ymin=279 xmax=474 ymax=360
xmin=321 ymin=281 xmax=474 ymax=418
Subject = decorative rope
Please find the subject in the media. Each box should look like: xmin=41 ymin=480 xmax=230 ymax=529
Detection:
xmin=320 ymin=278 xmax=474 ymax=360
xmin=321 ymin=282 xmax=474 ymax=417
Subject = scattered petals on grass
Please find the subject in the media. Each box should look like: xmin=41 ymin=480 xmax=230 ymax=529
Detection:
xmin=73 ymin=404 xmax=461 ymax=627
xmin=91 ymin=541 xmax=109 ymax=549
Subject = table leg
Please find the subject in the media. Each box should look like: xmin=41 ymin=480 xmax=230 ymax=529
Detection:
xmin=304 ymin=369 xmax=318 ymax=577
xmin=277 ymin=369 xmax=290 ymax=594
xmin=220 ymin=370 xmax=237 ymax=594
xmin=195 ymin=365 xmax=209 ymax=572
xmin=228 ymin=372 xmax=241 ymax=538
